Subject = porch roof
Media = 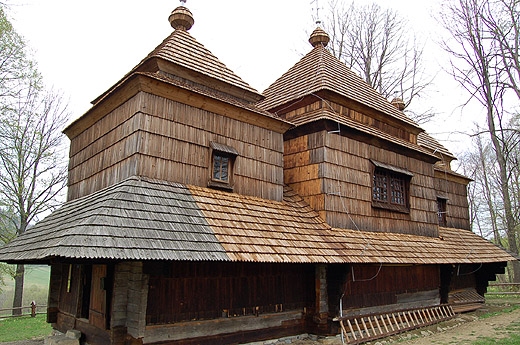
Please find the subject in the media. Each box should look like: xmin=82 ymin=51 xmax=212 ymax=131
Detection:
xmin=0 ymin=176 xmax=513 ymax=265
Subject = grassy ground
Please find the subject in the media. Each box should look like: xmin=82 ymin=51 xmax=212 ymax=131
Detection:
xmin=471 ymin=295 xmax=520 ymax=345
xmin=0 ymin=265 xmax=50 ymax=316
xmin=0 ymin=314 xmax=52 ymax=342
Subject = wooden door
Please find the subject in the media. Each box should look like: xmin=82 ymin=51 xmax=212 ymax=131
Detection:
xmin=89 ymin=264 xmax=107 ymax=329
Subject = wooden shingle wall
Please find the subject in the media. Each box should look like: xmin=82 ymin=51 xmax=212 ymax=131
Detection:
xmin=284 ymin=130 xmax=439 ymax=237
xmin=434 ymin=170 xmax=471 ymax=230
xmin=284 ymin=100 xmax=417 ymax=144
xmin=67 ymin=91 xmax=285 ymax=201
xmin=67 ymin=93 xmax=143 ymax=200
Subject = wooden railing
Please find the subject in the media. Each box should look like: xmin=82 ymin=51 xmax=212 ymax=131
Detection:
xmin=486 ymin=283 xmax=520 ymax=295
xmin=0 ymin=302 xmax=47 ymax=318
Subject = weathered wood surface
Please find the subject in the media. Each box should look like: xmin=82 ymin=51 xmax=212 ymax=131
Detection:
xmin=67 ymin=92 xmax=286 ymax=201
xmin=258 ymin=45 xmax=420 ymax=131
xmin=284 ymin=130 xmax=440 ymax=237
xmin=146 ymin=262 xmax=314 ymax=325
xmin=0 ymin=176 xmax=514 ymax=264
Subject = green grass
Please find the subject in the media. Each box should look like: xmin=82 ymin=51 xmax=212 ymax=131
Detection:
xmin=479 ymin=304 xmax=520 ymax=319
xmin=472 ymin=334 xmax=520 ymax=345
xmin=0 ymin=314 xmax=52 ymax=342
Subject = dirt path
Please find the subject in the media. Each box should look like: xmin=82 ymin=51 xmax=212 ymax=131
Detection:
xmin=289 ymin=299 xmax=520 ymax=345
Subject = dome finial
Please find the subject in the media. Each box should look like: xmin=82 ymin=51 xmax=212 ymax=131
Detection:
xmin=309 ymin=27 xmax=330 ymax=47
xmin=169 ymin=0 xmax=194 ymax=31
xmin=309 ymin=0 xmax=329 ymax=47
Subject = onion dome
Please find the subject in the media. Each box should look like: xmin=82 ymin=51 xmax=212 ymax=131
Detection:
xmin=169 ymin=1 xmax=194 ymax=31
xmin=391 ymin=97 xmax=406 ymax=111
xmin=309 ymin=27 xmax=330 ymax=47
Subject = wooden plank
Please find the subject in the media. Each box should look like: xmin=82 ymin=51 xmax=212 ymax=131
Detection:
xmin=373 ymin=316 xmax=383 ymax=335
xmin=354 ymin=318 xmax=363 ymax=339
xmin=339 ymin=321 xmax=349 ymax=342
xmin=392 ymin=313 xmax=400 ymax=330
xmin=347 ymin=319 xmax=357 ymax=341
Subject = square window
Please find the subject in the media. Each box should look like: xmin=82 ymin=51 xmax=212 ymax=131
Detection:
xmin=372 ymin=164 xmax=411 ymax=213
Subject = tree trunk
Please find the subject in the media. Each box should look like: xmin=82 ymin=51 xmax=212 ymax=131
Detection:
xmin=487 ymin=102 xmax=520 ymax=282
xmin=476 ymin=136 xmax=500 ymax=244
xmin=12 ymin=263 xmax=24 ymax=316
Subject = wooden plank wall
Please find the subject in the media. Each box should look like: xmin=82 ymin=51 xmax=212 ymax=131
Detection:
xmin=58 ymin=264 xmax=81 ymax=317
xmin=67 ymin=92 xmax=285 ymax=201
xmin=434 ymin=175 xmax=471 ymax=230
xmin=340 ymin=264 xmax=440 ymax=310
xmin=284 ymin=130 xmax=439 ymax=237
xmin=47 ymin=264 xmax=62 ymax=324
xmin=145 ymin=261 xmax=315 ymax=325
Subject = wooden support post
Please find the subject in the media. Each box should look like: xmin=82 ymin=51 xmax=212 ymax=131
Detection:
xmin=30 ymin=301 xmax=36 ymax=317
xmin=314 ymin=264 xmax=329 ymax=325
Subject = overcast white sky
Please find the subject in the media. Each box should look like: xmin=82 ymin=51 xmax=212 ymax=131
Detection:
xmin=7 ymin=0 xmax=477 ymax=157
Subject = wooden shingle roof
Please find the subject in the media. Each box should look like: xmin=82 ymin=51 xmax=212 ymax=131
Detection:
xmin=92 ymin=20 xmax=261 ymax=107
xmin=258 ymin=42 xmax=421 ymax=130
xmin=418 ymin=132 xmax=456 ymax=160
xmin=137 ymin=28 xmax=261 ymax=98
xmin=0 ymin=177 xmax=513 ymax=265
xmin=0 ymin=177 xmax=228 ymax=262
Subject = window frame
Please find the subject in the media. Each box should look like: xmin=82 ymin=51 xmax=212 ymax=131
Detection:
xmin=208 ymin=142 xmax=238 ymax=191
xmin=371 ymin=160 xmax=413 ymax=213
xmin=437 ymin=197 xmax=448 ymax=227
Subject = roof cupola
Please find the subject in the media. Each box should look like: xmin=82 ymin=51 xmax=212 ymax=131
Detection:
xmin=309 ymin=27 xmax=330 ymax=47
xmin=169 ymin=0 xmax=194 ymax=31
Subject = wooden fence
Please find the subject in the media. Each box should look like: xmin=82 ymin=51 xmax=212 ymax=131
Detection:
xmin=486 ymin=283 xmax=520 ymax=295
xmin=0 ymin=302 xmax=46 ymax=318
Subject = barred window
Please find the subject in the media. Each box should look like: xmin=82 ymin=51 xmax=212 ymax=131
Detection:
xmin=372 ymin=165 xmax=411 ymax=213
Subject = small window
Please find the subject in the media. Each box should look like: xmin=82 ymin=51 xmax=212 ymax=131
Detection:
xmin=437 ymin=197 xmax=447 ymax=227
xmin=208 ymin=142 xmax=238 ymax=191
xmin=371 ymin=161 xmax=412 ymax=213
xmin=212 ymin=154 xmax=230 ymax=183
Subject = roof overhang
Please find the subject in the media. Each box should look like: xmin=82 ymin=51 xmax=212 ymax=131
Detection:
xmin=64 ymin=73 xmax=292 ymax=140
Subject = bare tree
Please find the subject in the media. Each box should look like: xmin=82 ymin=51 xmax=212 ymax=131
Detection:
xmin=0 ymin=82 xmax=69 ymax=314
xmin=441 ymin=0 xmax=520 ymax=281
xmin=480 ymin=0 xmax=520 ymax=100
xmin=323 ymin=0 xmax=433 ymax=123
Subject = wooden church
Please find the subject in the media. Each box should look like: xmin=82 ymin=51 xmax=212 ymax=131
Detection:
xmin=0 ymin=3 xmax=514 ymax=345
